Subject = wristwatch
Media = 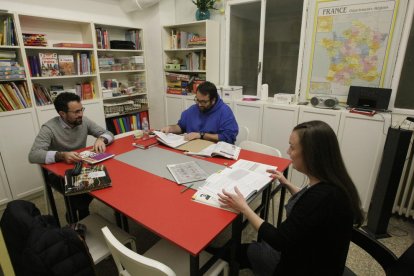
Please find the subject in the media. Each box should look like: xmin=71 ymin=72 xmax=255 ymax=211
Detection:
xmin=200 ymin=132 xmax=205 ymax=140
xmin=99 ymin=136 xmax=108 ymax=145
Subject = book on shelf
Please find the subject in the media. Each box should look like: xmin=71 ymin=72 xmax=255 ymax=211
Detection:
xmin=81 ymin=82 xmax=94 ymax=100
xmin=192 ymin=166 xmax=273 ymax=212
xmin=167 ymin=160 xmax=208 ymax=185
xmin=58 ymin=54 xmax=76 ymax=76
xmin=64 ymin=165 xmax=112 ymax=195
xmin=79 ymin=150 xmax=115 ymax=164
xmin=38 ymin=53 xmax=60 ymax=77
xmin=133 ymin=136 xmax=159 ymax=149
xmin=184 ymin=141 xmax=241 ymax=160
xmin=53 ymin=42 xmax=93 ymax=48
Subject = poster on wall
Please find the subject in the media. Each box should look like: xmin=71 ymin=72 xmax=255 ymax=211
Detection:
xmin=307 ymin=0 xmax=399 ymax=101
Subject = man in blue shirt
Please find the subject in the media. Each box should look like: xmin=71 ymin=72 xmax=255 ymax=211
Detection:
xmin=162 ymin=81 xmax=238 ymax=144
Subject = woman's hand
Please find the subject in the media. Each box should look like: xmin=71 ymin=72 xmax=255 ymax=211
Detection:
xmin=267 ymin=169 xmax=288 ymax=185
xmin=218 ymin=187 xmax=250 ymax=213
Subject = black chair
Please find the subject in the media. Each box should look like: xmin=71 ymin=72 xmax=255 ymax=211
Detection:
xmin=344 ymin=227 xmax=414 ymax=276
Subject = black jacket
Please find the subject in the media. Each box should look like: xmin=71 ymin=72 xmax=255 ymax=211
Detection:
xmin=1 ymin=200 xmax=95 ymax=276
xmin=259 ymin=183 xmax=353 ymax=276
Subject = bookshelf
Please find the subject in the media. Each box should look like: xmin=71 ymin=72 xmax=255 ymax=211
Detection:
xmin=0 ymin=12 xmax=150 ymax=206
xmin=94 ymin=23 xmax=149 ymax=135
xmin=161 ymin=20 xmax=219 ymax=127
xmin=161 ymin=20 xmax=219 ymax=96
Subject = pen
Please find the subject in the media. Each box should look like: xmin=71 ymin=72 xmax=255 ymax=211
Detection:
xmin=181 ymin=183 xmax=194 ymax=193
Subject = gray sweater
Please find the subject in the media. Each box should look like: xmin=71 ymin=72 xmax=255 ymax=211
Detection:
xmin=28 ymin=116 xmax=113 ymax=164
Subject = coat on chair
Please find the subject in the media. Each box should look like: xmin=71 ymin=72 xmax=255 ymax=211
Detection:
xmin=0 ymin=200 xmax=95 ymax=276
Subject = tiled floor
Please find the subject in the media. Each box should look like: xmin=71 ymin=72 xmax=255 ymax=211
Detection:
xmin=5 ymin=191 xmax=414 ymax=276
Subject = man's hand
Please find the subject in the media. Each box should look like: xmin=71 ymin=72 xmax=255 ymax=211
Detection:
xmin=161 ymin=126 xmax=171 ymax=134
xmin=58 ymin=152 xmax=82 ymax=164
xmin=93 ymin=137 xmax=107 ymax=153
xmin=184 ymin=132 xmax=200 ymax=141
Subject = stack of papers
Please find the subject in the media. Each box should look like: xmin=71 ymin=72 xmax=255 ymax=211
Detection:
xmin=167 ymin=161 xmax=208 ymax=184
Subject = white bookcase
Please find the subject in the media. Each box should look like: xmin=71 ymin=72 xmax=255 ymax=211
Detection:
xmin=94 ymin=23 xmax=149 ymax=134
xmin=162 ymin=20 xmax=219 ymax=125
xmin=0 ymin=12 xmax=149 ymax=207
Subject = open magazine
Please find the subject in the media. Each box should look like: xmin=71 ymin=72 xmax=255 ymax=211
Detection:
xmin=184 ymin=141 xmax=241 ymax=160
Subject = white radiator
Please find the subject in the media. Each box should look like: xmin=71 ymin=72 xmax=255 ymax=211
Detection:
xmin=392 ymin=132 xmax=414 ymax=218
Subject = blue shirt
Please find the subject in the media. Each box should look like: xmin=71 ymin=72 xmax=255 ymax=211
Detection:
xmin=178 ymin=97 xmax=239 ymax=144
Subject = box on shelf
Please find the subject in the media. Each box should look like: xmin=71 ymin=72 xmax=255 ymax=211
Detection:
xmin=102 ymin=89 xmax=114 ymax=99
xmin=273 ymin=93 xmax=295 ymax=104
xmin=165 ymin=63 xmax=180 ymax=70
xmin=219 ymin=86 xmax=243 ymax=100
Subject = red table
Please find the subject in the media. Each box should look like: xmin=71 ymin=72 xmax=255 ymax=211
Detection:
xmin=42 ymin=136 xmax=291 ymax=275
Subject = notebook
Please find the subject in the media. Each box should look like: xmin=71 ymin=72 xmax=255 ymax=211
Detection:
xmin=79 ymin=151 xmax=115 ymax=164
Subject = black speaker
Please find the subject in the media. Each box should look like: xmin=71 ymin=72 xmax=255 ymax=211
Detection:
xmin=364 ymin=127 xmax=413 ymax=238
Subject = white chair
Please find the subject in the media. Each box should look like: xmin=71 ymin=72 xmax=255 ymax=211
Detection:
xmin=102 ymin=226 xmax=229 ymax=276
xmin=79 ymin=214 xmax=136 ymax=264
xmin=235 ymin=126 xmax=250 ymax=146
xmin=239 ymin=140 xmax=282 ymax=225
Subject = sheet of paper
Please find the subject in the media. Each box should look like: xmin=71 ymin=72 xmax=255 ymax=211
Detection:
xmin=230 ymin=159 xmax=277 ymax=177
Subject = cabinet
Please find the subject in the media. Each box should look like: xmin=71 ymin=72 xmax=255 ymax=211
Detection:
xmin=262 ymin=103 xmax=299 ymax=158
xmin=234 ymin=100 xmax=264 ymax=143
xmin=94 ymin=24 xmax=149 ymax=135
xmin=338 ymin=112 xmax=391 ymax=211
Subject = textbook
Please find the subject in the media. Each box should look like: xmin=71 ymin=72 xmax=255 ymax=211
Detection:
xmin=184 ymin=141 xmax=241 ymax=160
xmin=167 ymin=161 xmax=208 ymax=185
xmin=192 ymin=167 xmax=272 ymax=212
xmin=153 ymin=130 xmax=188 ymax=148
xmin=64 ymin=165 xmax=112 ymax=195
xmin=132 ymin=136 xmax=159 ymax=149
xmin=79 ymin=151 xmax=115 ymax=164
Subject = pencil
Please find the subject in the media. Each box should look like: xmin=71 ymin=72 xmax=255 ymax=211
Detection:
xmin=181 ymin=183 xmax=194 ymax=193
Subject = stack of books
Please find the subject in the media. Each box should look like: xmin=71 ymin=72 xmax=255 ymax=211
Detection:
xmin=22 ymin=33 xmax=47 ymax=46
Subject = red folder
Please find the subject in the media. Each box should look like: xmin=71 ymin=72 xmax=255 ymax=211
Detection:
xmin=132 ymin=136 xmax=158 ymax=149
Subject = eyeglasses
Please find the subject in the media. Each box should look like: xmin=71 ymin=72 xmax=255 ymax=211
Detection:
xmin=194 ymin=97 xmax=210 ymax=105
xmin=67 ymin=107 xmax=85 ymax=115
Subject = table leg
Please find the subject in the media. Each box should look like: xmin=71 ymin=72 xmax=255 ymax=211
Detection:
xmin=277 ymin=168 xmax=289 ymax=226
xmin=42 ymin=168 xmax=60 ymax=227
xmin=230 ymin=214 xmax=242 ymax=276
xmin=190 ymin=254 xmax=200 ymax=276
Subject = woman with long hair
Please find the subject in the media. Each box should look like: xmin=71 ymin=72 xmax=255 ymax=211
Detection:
xmin=218 ymin=120 xmax=363 ymax=275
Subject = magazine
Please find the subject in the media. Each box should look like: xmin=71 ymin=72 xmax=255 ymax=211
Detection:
xmin=184 ymin=141 xmax=241 ymax=160
xmin=166 ymin=161 xmax=208 ymax=185
xmin=79 ymin=150 xmax=115 ymax=164
xmin=64 ymin=165 xmax=111 ymax=195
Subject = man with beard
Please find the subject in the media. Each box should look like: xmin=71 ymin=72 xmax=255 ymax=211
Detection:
xmin=161 ymin=81 xmax=238 ymax=144
xmin=29 ymin=92 xmax=114 ymax=222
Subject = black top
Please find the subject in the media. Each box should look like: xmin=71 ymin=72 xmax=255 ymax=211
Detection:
xmin=258 ymin=182 xmax=353 ymax=276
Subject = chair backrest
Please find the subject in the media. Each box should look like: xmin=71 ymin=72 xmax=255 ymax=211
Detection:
xmin=235 ymin=126 xmax=250 ymax=146
xmin=239 ymin=140 xmax=282 ymax=157
xmin=102 ymin=226 xmax=176 ymax=276
xmin=350 ymin=227 xmax=397 ymax=272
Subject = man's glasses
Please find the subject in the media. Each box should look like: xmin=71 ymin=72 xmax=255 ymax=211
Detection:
xmin=67 ymin=107 xmax=85 ymax=115
xmin=194 ymin=97 xmax=210 ymax=105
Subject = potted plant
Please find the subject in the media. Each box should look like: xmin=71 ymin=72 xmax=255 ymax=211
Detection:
xmin=192 ymin=0 xmax=217 ymax=20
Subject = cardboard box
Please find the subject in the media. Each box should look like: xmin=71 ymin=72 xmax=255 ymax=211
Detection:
xmin=219 ymin=86 xmax=243 ymax=100
xmin=102 ymin=89 xmax=114 ymax=99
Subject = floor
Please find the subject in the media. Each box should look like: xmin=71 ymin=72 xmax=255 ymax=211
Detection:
xmin=3 ymin=191 xmax=414 ymax=276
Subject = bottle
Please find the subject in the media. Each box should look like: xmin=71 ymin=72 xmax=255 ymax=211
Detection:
xmin=142 ymin=117 xmax=149 ymax=140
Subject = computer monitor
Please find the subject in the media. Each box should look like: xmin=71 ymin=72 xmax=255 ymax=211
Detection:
xmin=347 ymin=86 xmax=392 ymax=111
